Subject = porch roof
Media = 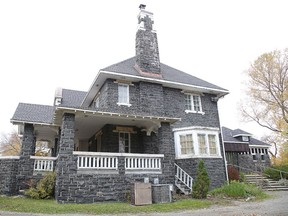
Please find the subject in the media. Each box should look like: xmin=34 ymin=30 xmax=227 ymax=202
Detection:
xmin=54 ymin=106 xmax=181 ymax=139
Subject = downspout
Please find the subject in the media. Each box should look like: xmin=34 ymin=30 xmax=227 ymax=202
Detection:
xmin=220 ymin=126 xmax=229 ymax=183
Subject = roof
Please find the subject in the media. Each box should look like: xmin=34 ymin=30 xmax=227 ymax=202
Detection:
xmin=102 ymin=57 xmax=228 ymax=92
xmin=11 ymin=103 xmax=55 ymax=124
xmin=11 ymin=89 xmax=86 ymax=125
xmin=61 ymin=89 xmax=87 ymax=108
xmin=222 ymin=126 xmax=270 ymax=147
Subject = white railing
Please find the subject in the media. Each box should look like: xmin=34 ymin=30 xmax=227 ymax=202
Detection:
xmin=175 ymin=163 xmax=193 ymax=191
xmin=73 ymin=152 xmax=164 ymax=172
xmin=73 ymin=152 xmax=118 ymax=170
xmin=31 ymin=156 xmax=57 ymax=172
xmin=125 ymin=154 xmax=163 ymax=170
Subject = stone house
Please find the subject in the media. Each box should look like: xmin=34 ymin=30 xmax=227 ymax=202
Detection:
xmin=0 ymin=5 xmax=229 ymax=203
xmin=222 ymin=126 xmax=271 ymax=172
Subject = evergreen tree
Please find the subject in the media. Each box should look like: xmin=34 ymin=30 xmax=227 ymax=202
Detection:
xmin=192 ymin=160 xmax=210 ymax=199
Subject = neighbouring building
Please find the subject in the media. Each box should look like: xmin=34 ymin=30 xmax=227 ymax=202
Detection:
xmin=222 ymin=126 xmax=271 ymax=172
xmin=0 ymin=5 xmax=229 ymax=203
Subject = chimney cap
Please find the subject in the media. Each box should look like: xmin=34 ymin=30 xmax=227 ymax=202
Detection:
xmin=139 ymin=4 xmax=146 ymax=10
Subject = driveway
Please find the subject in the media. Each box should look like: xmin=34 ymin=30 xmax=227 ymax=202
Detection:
xmin=0 ymin=191 xmax=287 ymax=216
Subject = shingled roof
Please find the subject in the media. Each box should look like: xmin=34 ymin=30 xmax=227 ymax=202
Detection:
xmin=222 ymin=126 xmax=270 ymax=146
xmin=102 ymin=57 xmax=228 ymax=92
xmin=61 ymin=89 xmax=87 ymax=108
xmin=11 ymin=103 xmax=55 ymax=124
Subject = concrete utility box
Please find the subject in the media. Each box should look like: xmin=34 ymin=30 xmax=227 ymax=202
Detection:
xmin=131 ymin=182 xmax=152 ymax=206
xmin=152 ymin=184 xmax=172 ymax=203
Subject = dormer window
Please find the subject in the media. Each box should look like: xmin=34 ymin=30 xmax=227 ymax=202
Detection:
xmin=242 ymin=136 xmax=249 ymax=142
xmin=117 ymin=83 xmax=131 ymax=106
xmin=185 ymin=94 xmax=204 ymax=114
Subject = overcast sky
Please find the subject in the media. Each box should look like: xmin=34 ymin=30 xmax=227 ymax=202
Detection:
xmin=1 ymin=0 xmax=288 ymax=139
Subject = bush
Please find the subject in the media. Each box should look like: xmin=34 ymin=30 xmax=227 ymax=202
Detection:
xmin=25 ymin=172 xmax=56 ymax=199
xmin=192 ymin=160 xmax=210 ymax=199
xmin=227 ymin=165 xmax=240 ymax=181
xmin=239 ymin=172 xmax=246 ymax=182
xmin=209 ymin=181 xmax=267 ymax=199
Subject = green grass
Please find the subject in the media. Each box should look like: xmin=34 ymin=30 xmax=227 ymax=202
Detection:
xmin=0 ymin=196 xmax=212 ymax=215
xmin=209 ymin=181 xmax=269 ymax=200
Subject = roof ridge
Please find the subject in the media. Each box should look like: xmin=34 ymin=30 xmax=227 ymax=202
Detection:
xmin=101 ymin=56 xmax=136 ymax=71
xmin=18 ymin=102 xmax=54 ymax=107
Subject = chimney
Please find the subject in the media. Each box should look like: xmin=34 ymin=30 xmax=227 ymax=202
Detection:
xmin=135 ymin=5 xmax=161 ymax=77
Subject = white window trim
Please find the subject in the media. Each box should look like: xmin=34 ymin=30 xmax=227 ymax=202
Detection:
xmin=94 ymin=96 xmax=100 ymax=108
xmin=117 ymin=83 xmax=131 ymax=107
xmin=174 ymin=127 xmax=222 ymax=159
xmin=184 ymin=93 xmax=205 ymax=115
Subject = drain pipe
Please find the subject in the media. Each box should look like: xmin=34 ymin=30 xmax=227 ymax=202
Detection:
xmin=220 ymin=126 xmax=229 ymax=184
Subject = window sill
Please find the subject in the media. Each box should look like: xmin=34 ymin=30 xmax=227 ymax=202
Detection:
xmin=176 ymin=155 xmax=222 ymax=160
xmin=117 ymin=102 xmax=132 ymax=107
xmin=185 ymin=110 xmax=205 ymax=115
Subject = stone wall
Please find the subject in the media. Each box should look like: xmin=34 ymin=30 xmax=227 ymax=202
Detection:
xmin=175 ymin=157 xmax=226 ymax=189
xmin=0 ymin=157 xmax=19 ymax=195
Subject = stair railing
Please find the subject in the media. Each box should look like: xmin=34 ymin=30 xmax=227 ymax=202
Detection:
xmin=175 ymin=163 xmax=193 ymax=191
xmin=227 ymin=163 xmax=288 ymax=179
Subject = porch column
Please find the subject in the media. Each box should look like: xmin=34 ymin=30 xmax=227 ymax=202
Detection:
xmin=55 ymin=113 xmax=77 ymax=203
xmin=17 ymin=123 xmax=35 ymax=190
xmin=158 ymin=122 xmax=175 ymax=184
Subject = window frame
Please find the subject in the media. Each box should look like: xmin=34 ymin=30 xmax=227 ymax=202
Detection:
xmin=184 ymin=94 xmax=204 ymax=114
xmin=117 ymin=83 xmax=131 ymax=107
xmin=174 ymin=127 xmax=221 ymax=159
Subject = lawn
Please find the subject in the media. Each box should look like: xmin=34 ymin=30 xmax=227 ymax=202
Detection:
xmin=0 ymin=196 xmax=212 ymax=215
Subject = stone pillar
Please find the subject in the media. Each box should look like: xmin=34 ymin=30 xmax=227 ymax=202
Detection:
xmin=17 ymin=123 xmax=35 ymax=191
xmin=157 ymin=122 xmax=175 ymax=185
xmin=55 ymin=113 xmax=77 ymax=203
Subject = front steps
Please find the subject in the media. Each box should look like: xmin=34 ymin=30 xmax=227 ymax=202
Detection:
xmin=245 ymin=174 xmax=288 ymax=191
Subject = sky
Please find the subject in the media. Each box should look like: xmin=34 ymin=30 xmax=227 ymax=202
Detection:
xmin=1 ymin=0 xmax=288 ymax=139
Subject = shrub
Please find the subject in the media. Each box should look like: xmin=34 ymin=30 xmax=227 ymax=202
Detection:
xmin=239 ymin=172 xmax=246 ymax=182
xmin=227 ymin=165 xmax=240 ymax=181
xmin=209 ymin=181 xmax=267 ymax=199
xmin=192 ymin=160 xmax=210 ymax=199
xmin=25 ymin=172 xmax=56 ymax=199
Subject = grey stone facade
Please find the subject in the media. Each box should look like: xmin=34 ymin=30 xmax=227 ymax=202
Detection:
xmin=17 ymin=124 xmax=35 ymax=190
xmin=55 ymin=113 xmax=77 ymax=203
xmin=0 ymin=157 xmax=19 ymax=195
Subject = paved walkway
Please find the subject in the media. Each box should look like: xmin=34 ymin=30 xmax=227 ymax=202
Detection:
xmin=0 ymin=191 xmax=287 ymax=216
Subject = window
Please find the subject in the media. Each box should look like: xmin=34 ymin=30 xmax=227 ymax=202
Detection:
xmin=118 ymin=83 xmax=130 ymax=106
xmin=119 ymin=132 xmax=130 ymax=153
xmin=185 ymin=94 xmax=203 ymax=113
xmin=180 ymin=134 xmax=194 ymax=155
xmin=198 ymin=134 xmax=207 ymax=154
xmin=208 ymin=134 xmax=217 ymax=155
xmin=242 ymin=136 xmax=249 ymax=142
xmin=174 ymin=127 xmax=221 ymax=159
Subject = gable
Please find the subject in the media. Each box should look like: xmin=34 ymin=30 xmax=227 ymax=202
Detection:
xmin=82 ymin=57 xmax=229 ymax=107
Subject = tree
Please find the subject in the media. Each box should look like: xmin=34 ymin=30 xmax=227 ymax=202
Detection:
xmin=0 ymin=130 xmax=21 ymax=156
xmin=241 ymin=48 xmax=288 ymax=157
xmin=192 ymin=160 xmax=210 ymax=199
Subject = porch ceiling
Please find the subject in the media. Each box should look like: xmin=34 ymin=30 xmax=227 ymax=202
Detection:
xmin=54 ymin=107 xmax=180 ymax=140
xmin=75 ymin=112 xmax=164 ymax=140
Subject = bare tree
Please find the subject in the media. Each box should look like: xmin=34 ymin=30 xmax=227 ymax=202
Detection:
xmin=241 ymin=49 xmax=288 ymax=158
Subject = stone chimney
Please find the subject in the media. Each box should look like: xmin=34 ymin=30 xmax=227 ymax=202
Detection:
xmin=135 ymin=4 xmax=161 ymax=77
